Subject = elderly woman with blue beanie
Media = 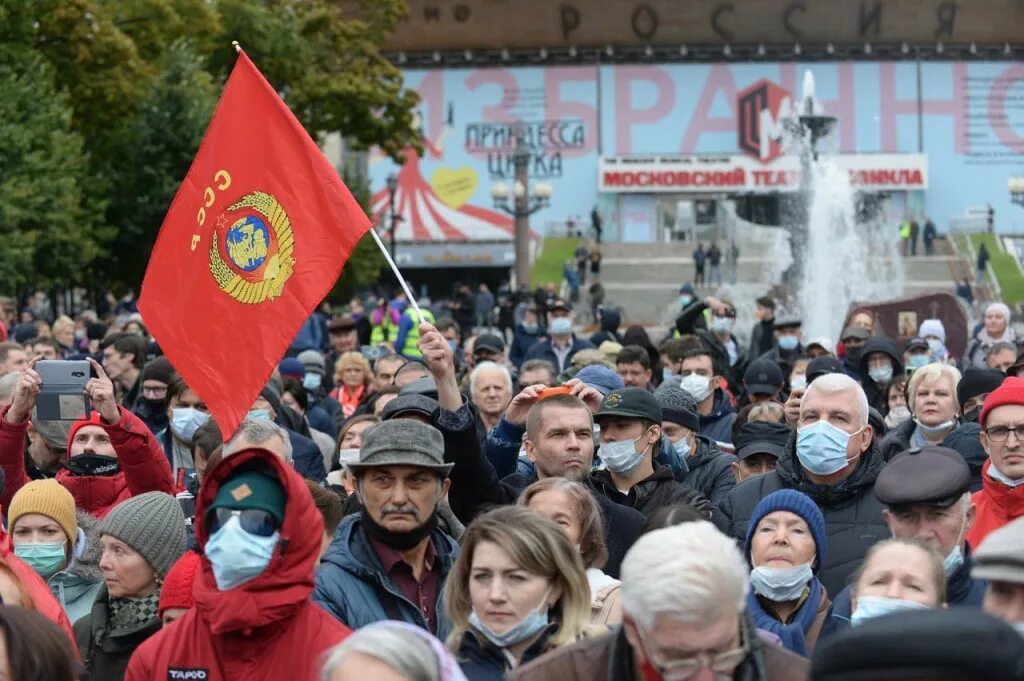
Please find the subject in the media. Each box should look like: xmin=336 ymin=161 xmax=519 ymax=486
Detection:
xmin=744 ymin=489 xmax=830 ymax=657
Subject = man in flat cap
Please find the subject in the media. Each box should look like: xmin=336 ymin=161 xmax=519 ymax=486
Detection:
xmin=820 ymin=445 xmax=984 ymax=639
xmin=810 ymin=609 xmax=1024 ymax=681
xmin=313 ymin=419 xmax=458 ymax=636
xmin=972 ymin=515 xmax=1024 ymax=633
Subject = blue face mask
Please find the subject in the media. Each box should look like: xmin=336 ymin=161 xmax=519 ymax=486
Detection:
xmin=302 ymin=373 xmax=322 ymax=391
xmin=549 ymin=317 xmax=572 ymax=336
xmin=907 ymin=354 xmax=930 ymax=371
xmin=204 ymin=515 xmax=279 ymax=591
xmin=868 ymin=365 xmax=894 ymax=385
xmin=469 ymin=590 xmax=550 ymax=648
xmin=522 ymin=322 xmax=539 ymax=334
xmin=600 ymin=431 xmax=651 ymax=476
xmin=14 ymin=541 xmax=67 ymax=579
xmin=711 ymin=316 xmax=733 ymax=333
xmin=796 ymin=420 xmax=862 ymax=476
xmin=247 ymin=409 xmax=272 ymax=421
xmin=778 ymin=335 xmax=799 ymax=351
xmin=662 ymin=368 xmax=673 ymax=382
xmin=680 ymin=295 xmax=693 ymax=306
xmin=750 ymin=563 xmax=814 ymax=602
xmin=851 ymin=596 xmax=930 ymax=626
xmin=171 ymin=407 xmax=210 ymax=443
xmin=672 ymin=436 xmax=691 ymax=459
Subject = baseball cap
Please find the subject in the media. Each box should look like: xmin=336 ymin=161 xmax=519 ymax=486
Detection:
xmin=595 ymin=387 xmax=662 ymax=423
xmin=744 ymin=359 xmax=784 ymax=395
xmin=473 ymin=333 xmax=506 ymax=355
xmin=575 ymin=365 xmax=625 ymax=397
xmin=734 ymin=421 xmax=790 ymax=461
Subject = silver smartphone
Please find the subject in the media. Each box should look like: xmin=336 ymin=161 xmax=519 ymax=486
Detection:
xmin=36 ymin=360 xmax=91 ymax=421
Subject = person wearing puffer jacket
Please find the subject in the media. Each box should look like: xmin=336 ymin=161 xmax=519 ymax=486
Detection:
xmin=7 ymin=480 xmax=103 ymax=624
xmin=0 ymin=358 xmax=175 ymax=518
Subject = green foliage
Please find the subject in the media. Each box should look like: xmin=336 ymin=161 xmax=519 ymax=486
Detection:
xmin=0 ymin=0 xmax=419 ymax=292
xmin=0 ymin=48 xmax=105 ymax=290
xmin=532 ymin=238 xmax=582 ymax=288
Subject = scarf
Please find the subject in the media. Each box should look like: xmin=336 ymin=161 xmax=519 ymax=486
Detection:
xmin=747 ymin=578 xmax=822 ymax=657
xmin=108 ymin=592 xmax=161 ymax=636
xmin=336 ymin=384 xmax=366 ymax=418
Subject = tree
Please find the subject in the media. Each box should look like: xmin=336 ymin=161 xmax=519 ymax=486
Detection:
xmin=0 ymin=47 xmax=106 ymax=291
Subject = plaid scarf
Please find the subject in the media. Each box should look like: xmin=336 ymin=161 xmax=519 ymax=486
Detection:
xmin=108 ymin=592 xmax=161 ymax=636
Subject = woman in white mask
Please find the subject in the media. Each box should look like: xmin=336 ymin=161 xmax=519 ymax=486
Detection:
xmin=744 ymin=489 xmax=830 ymax=656
xmin=879 ymin=363 xmax=961 ymax=462
xmin=519 ymin=478 xmax=622 ymax=625
xmin=850 ymin=538 xmax=946 ymax=625
xmin=444 ymin=506 xmax=596 ymax=680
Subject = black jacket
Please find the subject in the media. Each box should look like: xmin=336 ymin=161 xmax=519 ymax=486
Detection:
xmin=590 ymin=309 xmax=623 ymax=347
xmin=942 ymin=422 xmax=987 ymax=492
xmin=457 ymin=628 xmax=554 ymax=681
xmin=76 ymin=586 xmax=161 ymax=681
xmin=857 ymin=337 xmax=904 ymax=415
xmin=682 ymin=436 xmax=737 ymax=506
xmin=717 ymin=434 xmax=890 ymax=596
xmin=878 ymin=416 xmax=916 ymax=463
xmin=589 ymin=465 xmax=701 ymax=519
xmin=747 ymin=318 xmax=776 ymax=363
xmin=439 ymin=403 xmax=645 ymax=578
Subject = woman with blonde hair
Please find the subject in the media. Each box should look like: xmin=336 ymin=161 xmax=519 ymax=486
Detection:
xmin=330 ymin=351 xmax=372 ymax=418
xmin=519 ymin=478 xmax=622 ymax=625
xmin=444 ymin=506 xmax=595 ymax=680
xmin=879 ymin=362 xmax=961 ymax=461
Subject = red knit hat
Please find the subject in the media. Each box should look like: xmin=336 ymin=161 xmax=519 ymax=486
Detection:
xmin=66 ymin=411 xmax=106 ymax=457
xmin=980 ymin=376 xmax=1024 ymax=427
xmin=158 ymin=550 xmax=201 ymax=616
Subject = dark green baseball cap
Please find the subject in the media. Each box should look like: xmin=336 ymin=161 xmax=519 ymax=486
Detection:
xmin=595 ymin=387 xmax=663 ymax=423
xmin=209 ymin=469 xmax=286 ymax=526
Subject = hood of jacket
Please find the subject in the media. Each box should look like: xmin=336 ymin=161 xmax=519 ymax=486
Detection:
xmin=699 ymin=389 xmax=736 ymax=424
xmin=857 ymin=337 xmax=905 ymax=376
xmin=775 ymin=429 xmax=885 ymax=509
xmin=55 ymin=470 xmax=127 ymax=517
xmin=62 ymin=511 xmax=103 ymax=582
xmin=192 ymin=448 xmax=323 ymax=634
xmin=320 ymin=513 xmax=459 ymax=583
xmin=600 ymin=309 xmax=621 ymax=333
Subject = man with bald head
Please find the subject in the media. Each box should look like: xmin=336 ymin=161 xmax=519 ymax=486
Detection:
xmin=718 ymin=373 xmax=890 ymax=595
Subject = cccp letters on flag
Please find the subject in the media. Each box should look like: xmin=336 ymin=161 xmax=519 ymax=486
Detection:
xmin=139 ymin=49 xmax=370 ymax=438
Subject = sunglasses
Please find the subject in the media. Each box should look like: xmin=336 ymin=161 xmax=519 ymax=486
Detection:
xmin=205 ymin=508 xmax=279 ymax=537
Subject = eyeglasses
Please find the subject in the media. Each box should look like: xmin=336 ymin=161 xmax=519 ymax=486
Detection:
xmin=983 ymin=425 xmax=1024 ymax=442
xmin=634 ymin=623 xmax=748 ymax=680
xmin=205 ymin=508 xmax=279 ymax=537
xmin=142 ymin=386 xmax=167 ymax=398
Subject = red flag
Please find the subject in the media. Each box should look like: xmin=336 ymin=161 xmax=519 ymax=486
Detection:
xmin=138 ymin=50 xmax=371 ymax=438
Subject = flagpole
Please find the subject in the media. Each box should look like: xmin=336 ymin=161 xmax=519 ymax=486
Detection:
xmin=369 ymin=227 xmax=425 ymax=324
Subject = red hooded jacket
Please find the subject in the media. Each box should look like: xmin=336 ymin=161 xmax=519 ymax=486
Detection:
xmin=125 ymin=449 xmax=350 ymax=681
xmin=966 ymin=459 xmax=1024 ymax=548
xmin=0 ymin=405 xmax=174 ymax=517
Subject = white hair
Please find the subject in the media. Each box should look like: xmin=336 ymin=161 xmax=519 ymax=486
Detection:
xmin=320 ymin=622 xmax=441 ymax=681
xmin=224 ymin=418 xmax=293 ymax=463
xmin=804 ymin=372 xmax=870 ymax=427
xmin=621 ymin=521 xmax=748 ymax=630
xmin=469 ymin=361 xmax=513 ymax=394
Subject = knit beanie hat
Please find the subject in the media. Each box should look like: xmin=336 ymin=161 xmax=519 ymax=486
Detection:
xmin=140 ymin=357 xmax=175 ymax=386
xmin=66 ymin=411 xmax=106 ymax=457
xmin=745 ymin=489 xmax=827 ymax=572
xmin=8 ymin=480 xmax=78 ymax=546
xmin=277 ymin=357 xmax=305 ymax=381
xmin=158 ymin=551 xmax=202 ymax=616
xmin=981 ymin=377 xmax=1024 ymax=427
xmin=987 ymin=302 xmax=1012 ymax=325
xmin=957 ymin=369 xmax=1006 ymax=408
xmin=918 ymin=318 xmax=946 ymax=342
xmin=98 ymin=492 xmax=187 ymax=578
xmin=297 ymin=350 xmax=326 ymax=376
xmin=208 ymin=469 xmax=287 ymax=526
xmin=654 ymin=384 xmax=699 ymax=431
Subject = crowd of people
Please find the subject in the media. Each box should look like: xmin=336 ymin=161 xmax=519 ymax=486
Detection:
xmin=1 ymin=283 xmax=1024 ymax=681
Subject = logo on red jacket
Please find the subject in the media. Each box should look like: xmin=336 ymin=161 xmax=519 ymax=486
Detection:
xmin=168 ymin=669 xmax=209 ymax=680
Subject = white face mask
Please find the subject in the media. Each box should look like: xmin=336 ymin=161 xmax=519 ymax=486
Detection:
xmin=680 ymin=373 xmax=712 ymax=403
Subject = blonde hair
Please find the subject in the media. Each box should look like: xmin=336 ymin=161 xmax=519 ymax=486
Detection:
xmin=853 ymin=538 xmax=947 ymax=605
xmin=519 ymin=478 xmax=608 ymax=570
xmin=334 ymin=351 xmax=372 ymax=386
xmin=444 ymin=506 xmax=594 ymax=653
xmin=52 ymin=315 xmax=74 ymax=336
xmin=907 ymin=363 xmax=962 ymax=408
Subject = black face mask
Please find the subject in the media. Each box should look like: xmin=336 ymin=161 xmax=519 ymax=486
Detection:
xmin=65 ymin=454 xmax=120 ymax=477
xmin=845 ymin=347 xmax=863 ymax=365
xmin=141 ymin=398 xmax=168 ymax=415
xmin=362 ymin=508 xmax=439 ymax=551
xmin=964 ymin=406 xmax=981 ymax=424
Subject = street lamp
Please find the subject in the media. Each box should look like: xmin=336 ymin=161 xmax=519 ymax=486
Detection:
xmin=1009 ymin=176 xmax=1024 ymax=208
xmin=490 ymin=135 xmax=553 ymax=288
xmin=385 ymin=173 xmax=401 ymax=260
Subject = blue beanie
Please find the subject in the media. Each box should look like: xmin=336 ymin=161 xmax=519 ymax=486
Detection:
xmin=745 ymin=489 xmax=827 ymax=572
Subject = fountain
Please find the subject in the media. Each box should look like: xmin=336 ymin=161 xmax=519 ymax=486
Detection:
xmin=788 ymin=71 xmax=904 ymax=341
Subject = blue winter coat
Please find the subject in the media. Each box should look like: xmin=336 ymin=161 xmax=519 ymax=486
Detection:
xmin=524 ymin=335 xmax=595 ymax=374
xmin=312 ymin=513 xmax=459 ymax=637
xmin=699 ymin=390 xmax=737 ymax=444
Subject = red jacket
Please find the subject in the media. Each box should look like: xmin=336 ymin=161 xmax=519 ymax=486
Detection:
xmin=125 ymin=449 xmax=350 ymax=681
xmin=0 ymin=405 xmax=174 ymax=517
xmin=966 ymin=459 xmax=1024 ymax=549
xmin=0 ymin=531 xmax=77 ymax=654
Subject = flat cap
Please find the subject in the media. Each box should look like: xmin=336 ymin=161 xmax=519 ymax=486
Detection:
xmin=840 ymin=325 xmax=870 ymax=342
xmin=773 ymin=316 xmax=802 ymax=329
xmin=381 ymin=393 xmax=440 ymax=422
xmin=744 ymin=359 xmax=784 ymax=395
xmin=875 ymin=445 xmax=970 ymax=508
xmin=810 ymin=609 xmax=1024 ymax=681
xmin=972 ymin=515 xmax=1024 ymax=584
xmin=595 ymin=387 xmax=662 ymax=423
xmin=734 ymin=421 xmax=791 ymax=461
xmin=399 ymin=375 xmax=438 ymax=399
xmin=349 ymin=419 xmax=452 ymax=475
